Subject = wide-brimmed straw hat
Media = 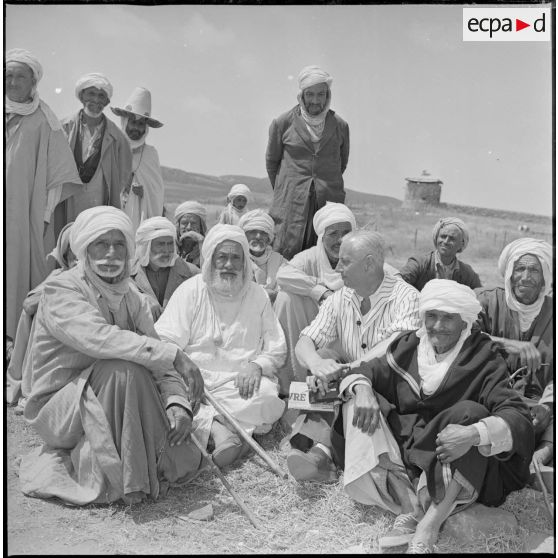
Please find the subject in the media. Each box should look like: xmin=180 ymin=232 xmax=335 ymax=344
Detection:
xmin=111 ymin=86 xmax=163 ymax=128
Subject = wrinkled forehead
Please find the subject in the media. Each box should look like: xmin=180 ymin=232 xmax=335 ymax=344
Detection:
xmin=128 ymin=115 xmax=148 ymax=125
xmin=423 ymin=308 xmax=463 ymax=320
xmin=324 ymin=221 xmax=352 ymax=235
xmin=5 ymin=61 xmax=33 ymax=77
xmin=213 ymin=240 xmax=244 ymax=256
xmin=513 ymin=253 xmax=542 ymax=270
xmin=303 ymin=82 xmax=329 ymax=95
xmin=179 ymin=213 xmax=202 ymax=224
xmin=438 ymin=224 xmax=462 ymax=238
xmin=150 ymin=235 xmax=174 ymax=244
xmin=81 ymin=86 xmax=107 ymax=97
xmin=91 ymin=228 xmax=126 ymax=244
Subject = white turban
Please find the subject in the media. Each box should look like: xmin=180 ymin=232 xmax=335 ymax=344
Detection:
xmin=298 ymin=65 xmax=333 ymax=92
xmin=238 ymin=209 xmax=275 ymax=241
xmin=419 ymin=279 xmax=481 ymax=327
xmin=48 ymin=222 xmax=74 ymax=269
xmin=227 ymin=183 xmax=252 ymax=203
xmin=417 ymin=279 xmax=481 ymax=395
xmin=201 ymin=224 xmax=252 ymax=291
xmin=70 ymin=206 xmax=134 ymax=262
xmin=432 ymin=217 xmax=469 ymax=252
xmin=5 ymin=48 xmax=43 ymax=83
xmin=75 ymin=73 xmax=113 ymax=101
xmin=313 ymin=202 xmax=356 ymax=237
xmin=312 ymin=202 xmax=356 ymax=291
xmin=174 ymin=201 xmax=207 ymax=224
xmin=134 ymin=217 xmax=177 ymax=268
xmin=498 ymin=237 xmax=553 ymax=331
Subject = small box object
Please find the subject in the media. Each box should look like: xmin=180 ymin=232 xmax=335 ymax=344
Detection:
xmin=287 ymin=381 xmax=337 ymax=412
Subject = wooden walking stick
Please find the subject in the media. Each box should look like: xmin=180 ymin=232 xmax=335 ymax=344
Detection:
xmin=204 ymin=388 xmax=288 ymax=479
xmin=189 ymin=432 xmax=262 ymax=530
xmin=533 ymin=459 xmax=554 ymax=521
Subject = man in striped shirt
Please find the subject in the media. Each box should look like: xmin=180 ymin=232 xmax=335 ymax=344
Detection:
xmin=286 ymin=230 xmax=421 ymax=484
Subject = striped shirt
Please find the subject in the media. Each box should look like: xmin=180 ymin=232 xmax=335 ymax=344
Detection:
xmin=301 ymin=274 xmax=421 ymax=362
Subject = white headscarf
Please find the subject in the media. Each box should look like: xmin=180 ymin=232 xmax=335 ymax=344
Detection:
xmin=223 ymin=184 xmax=252 ymax=225
xmin=134 ymin=216 xmax=178 ymax=268
xmin=120 ymin=115 xmax=149 ymax=151
xmin=498 ymin=238 xmax=552 ymax=332
xmin=5 ymin=48 xmax=61 ymax=129
xmin=312 ymin=202 xmax=357 ymax=290
xmin=201 ymin=224 xmax=252 ymax=299
xmin=238 ymin=209 xmax=275 ymax=241
xmin=432 ymin=217 xmax=469 ymax=253
xmin=47 ymin=222 xmax=74 ymax=270
xmin=75 ymin=73 xmax=113 ymax=101
xmin=70 ymin=207 xmax=134 ymax=312
xmin=416 ymin=279 xmax=482 ymax=395
xmin=174 ymin=201 xmax=208 ymax=229
xmin=238 ymin=208 xmax=276 ymax=268
xmin=297 ymin=65 xmax=332 ymax=142
xmin=227 ymin=183 xmax=252 ymax=204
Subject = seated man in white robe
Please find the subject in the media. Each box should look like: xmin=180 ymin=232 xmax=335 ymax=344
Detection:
xmin=112 ymin=87 xmax=166 ymax=232
xmin=155 ymin=224 xmax=287 ymax=468
xmin=286 ymin=230 xmax=420 ymax=484
xmin=174 ymin=201 xmax=208 ymax=268
xmin=19 ymin=207 xmax=203 ymax=506
xmin=131 ymin=216 xmax=199 ymax=321
xmin=238 ymin=208 xmax=287 ymax=304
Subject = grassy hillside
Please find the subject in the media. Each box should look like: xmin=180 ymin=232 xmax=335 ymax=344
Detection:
xmin=161 ymin=166 xmax=553 ymax=288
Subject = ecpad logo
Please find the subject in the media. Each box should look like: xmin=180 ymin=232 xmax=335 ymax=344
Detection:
xmin=463 ymin=8 xmax=550 ymax=41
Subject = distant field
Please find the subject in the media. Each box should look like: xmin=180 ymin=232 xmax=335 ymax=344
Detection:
xmin=162 ymin=167 xmax=553 ymax=289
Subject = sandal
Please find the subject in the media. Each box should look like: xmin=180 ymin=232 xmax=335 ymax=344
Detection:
xmin=379 ymin=512 xmax=419 ymax=548
xmin=406 ymin=540 xmax=434 ymax=554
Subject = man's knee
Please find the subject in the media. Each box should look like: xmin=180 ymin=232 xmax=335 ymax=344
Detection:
xmin=90 ymin=359 xmax=152 ymax=388
xmin=252 ymin=377 xmax=285 ymax=421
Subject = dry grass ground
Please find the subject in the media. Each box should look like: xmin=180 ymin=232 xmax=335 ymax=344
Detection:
xmin=7 ymin=406 xmax=553 ymax=555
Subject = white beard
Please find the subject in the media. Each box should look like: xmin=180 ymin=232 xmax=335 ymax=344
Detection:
xmin=83 ymin=106 xmax=104 ymax=118
xmin=149 ymin=253 xmax=174 ymax=269
xmin=89 ymin=258 xmax=125 ymax=279
xmin=210 ymin=269 xmax=245 ymax=298
xmin=248 ymin=240 xmax=268 ymax=257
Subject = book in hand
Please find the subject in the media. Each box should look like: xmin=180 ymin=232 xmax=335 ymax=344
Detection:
xmin=287 ymin=381 xmax=338 ymax=412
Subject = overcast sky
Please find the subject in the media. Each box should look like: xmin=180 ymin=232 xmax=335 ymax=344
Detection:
xmin=6 ymin=3 xmax=552 ymax=215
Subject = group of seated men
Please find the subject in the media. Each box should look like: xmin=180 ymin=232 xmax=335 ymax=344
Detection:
xmin=7 ymin=199 xmax=553 ymax=553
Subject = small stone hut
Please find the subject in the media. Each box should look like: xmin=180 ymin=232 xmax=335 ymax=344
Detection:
xmin=403 ymin=170 xmax=442 ymax=210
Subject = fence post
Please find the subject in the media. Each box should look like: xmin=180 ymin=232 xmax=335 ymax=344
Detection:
xmin=502 ymin=230 xmax=508 ymax=250
xmin=414 ymin=229 xmax=418 ymax=249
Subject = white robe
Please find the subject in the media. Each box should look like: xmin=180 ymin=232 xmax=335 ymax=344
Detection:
xmin=155 ymin=275 xmax=287 ymax=447
xmin=122 ymin=144 xmax=165 ymax=231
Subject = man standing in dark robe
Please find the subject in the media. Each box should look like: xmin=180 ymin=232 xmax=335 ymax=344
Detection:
xmin=266 ymin=65 xmax=350 ymax=259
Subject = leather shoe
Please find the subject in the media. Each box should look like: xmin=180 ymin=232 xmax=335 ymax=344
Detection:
xmin=287 ymin=446 xmax=338 ymax=482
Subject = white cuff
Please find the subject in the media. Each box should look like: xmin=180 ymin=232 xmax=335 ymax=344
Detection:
xmin=310 ymin=284 xmax=329 ymax=302
xmin=474 ymin=416 xmax=513 ymax=457
xmin=250 ymin=357 xmax=274 ymax=378
xmin=339 ymin=374 xmax=371 ymax=400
